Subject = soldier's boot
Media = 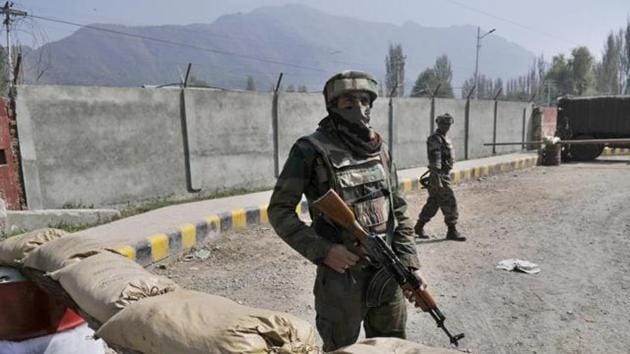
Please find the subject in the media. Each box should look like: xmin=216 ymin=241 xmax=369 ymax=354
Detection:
xmin=446 ymin=225 xmax=466 ymax=241
xmin=414 ymin=221 xmax=430 ymax=239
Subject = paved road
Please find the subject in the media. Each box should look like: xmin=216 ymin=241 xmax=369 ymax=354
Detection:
xmin=153 ymin=155 xmax=630 ymax=353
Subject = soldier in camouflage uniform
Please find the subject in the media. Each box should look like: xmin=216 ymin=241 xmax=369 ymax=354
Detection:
xmin=268 ymin=71 xmax=427 ymax=352
xmin=414 ymin=113 xmax=466 ymax=241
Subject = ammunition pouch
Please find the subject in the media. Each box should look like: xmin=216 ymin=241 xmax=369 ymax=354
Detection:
xmin=365 ymin=266 xmax=399 ymax=308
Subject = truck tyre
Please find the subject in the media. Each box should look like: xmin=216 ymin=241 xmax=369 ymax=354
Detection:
xmin=569 ymin=135 xmax=604 ymax=161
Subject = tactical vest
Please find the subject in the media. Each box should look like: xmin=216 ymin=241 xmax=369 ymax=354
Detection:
xmin=302 ymin=130 xmax=396 ymax=246
xmin=429 ymin=133 xmax=454 ymax=173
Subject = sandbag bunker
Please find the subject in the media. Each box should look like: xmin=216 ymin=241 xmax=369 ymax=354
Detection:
xmin=0 ymin=229 xmax=460 ymax=353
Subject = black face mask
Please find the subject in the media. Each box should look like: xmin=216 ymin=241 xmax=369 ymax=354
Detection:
xmin=329 ymin=105 xmax=371 ymax=130
xmin=323 ymin=105 xmax=381 ymax=157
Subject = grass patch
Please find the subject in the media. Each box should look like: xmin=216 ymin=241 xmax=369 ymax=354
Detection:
xmin=1 ymin=228 xmax=27 ymax=240
xmin=116 ymin=187 xmax=268 ymax=219
xmin=1 ymin=186 xmax=271 ymax=238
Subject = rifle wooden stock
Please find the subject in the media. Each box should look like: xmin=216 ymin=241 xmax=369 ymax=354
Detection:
xmin=312 ymin=189 xmax=369 ymax=241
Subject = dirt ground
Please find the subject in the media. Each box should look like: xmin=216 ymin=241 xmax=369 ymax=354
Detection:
xmin=151 ymin=155 xmax=630 ymax=354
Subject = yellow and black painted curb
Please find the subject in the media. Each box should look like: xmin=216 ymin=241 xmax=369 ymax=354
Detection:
xmin=398 ymin=155 xmax=540 ymax=194
xmin=602 ymin=147 xmax=630 ymax=156
xmin=117 ymin=200 xmax=310 ymax=266
xmin=117 ymin=155 xmax=539 ymax=265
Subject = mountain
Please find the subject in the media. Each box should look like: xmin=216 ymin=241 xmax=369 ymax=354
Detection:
xmin=23 ymin=4 xmax=535 ymax=93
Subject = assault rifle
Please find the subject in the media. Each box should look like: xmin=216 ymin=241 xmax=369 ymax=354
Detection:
xmin=312 ymin=189 xmax=465 ymax=347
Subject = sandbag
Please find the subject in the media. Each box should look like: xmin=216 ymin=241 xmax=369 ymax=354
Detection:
xmin=96 ymin=290 xmax=318 ymax=354
xmin=0 ymin=228 xmax=68 ymax=266
xmin=331 ymin=337 xmax=462 ymax=354
xmin=23 ymin=234 xmax=117 ymax=272
xmin=50 ymin=252 xmax=178 ymax=323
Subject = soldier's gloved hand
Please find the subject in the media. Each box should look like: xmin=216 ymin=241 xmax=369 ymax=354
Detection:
xmin=323 ymin=244 xmax=360 ymax=273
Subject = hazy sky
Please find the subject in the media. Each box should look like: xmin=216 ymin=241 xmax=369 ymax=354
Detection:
xmin=14 ymin=0 xmax=630 ymax=60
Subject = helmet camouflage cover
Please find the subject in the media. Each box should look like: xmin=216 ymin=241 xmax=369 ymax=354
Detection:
xmin=436 ymin=113 xmax=454 ymax=125
xmin=323 ymin=70 xmax=378 ymax=107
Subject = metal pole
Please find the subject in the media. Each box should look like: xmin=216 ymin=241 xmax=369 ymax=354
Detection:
xmin=473 ymin=27 xmax=480 ymax=100
xmin=492 ymin=98 xmax=498 ymax=154
xmin=472 ymin=27 xmax=495 ymax=100
xmin=272 ymin=73 xmax=283 ymax=178
xmin=388 ymin=95 xmax=394 ymax=163
xmin=491 ymin=88 xmax=502 ymax=154
xmin=465 ymin=88 xmax=476 ymax=160
xmin=430 ymin=95 xmax=435 ymax=134
xmin=5 ymin=17 xmax=11 ymax=85
xmin=429 ymin=84 xmax=440 ymax=134
xmin=521 ymin=108 xmax=527 ymax=150
xmin=1 ymin=3 xmax=27 ymax=90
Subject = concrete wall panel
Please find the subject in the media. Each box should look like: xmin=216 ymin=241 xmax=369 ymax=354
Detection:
xmin=184 ymin=89 xmax=275 ymax=193
xmin=16 ymin=85 xmax=185 ymax=209
xmin=276 ymin=92 xmax=327 ymax=168
xmin=496 ymin=101 xmax=532 ymax=154
xmin=468 ymin=99 xmax=497 ymax=159
xmin=393 ymin=97 xmax=432 ymax=168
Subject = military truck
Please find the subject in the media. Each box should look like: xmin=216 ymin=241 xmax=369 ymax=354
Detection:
xmin=556 ymin=95 xmax=630 ymax=161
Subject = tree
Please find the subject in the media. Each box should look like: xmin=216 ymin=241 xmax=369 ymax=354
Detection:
xmin=493 ymin=78 xmax=504 ymax=98
xmin=596 ymin=32 xmax=622 ymax=94
xmin=410 ymin=68 xmax=436 ymax=97
xmin=297 ymin=85 xmax=308 ymax=93
xmin=410 ymin=54 xmax=454 ymax=98
xmin=570 ymin=47 xmax=594 ymax=95
xmin=0 ymin=47 xmax=6 ymax=95
xmin=286 ymin=84 xmax=295 ymax=92
xmin=545 ymin=54 xmax=574 ymax=98
xmin=536 ymin=54 xmax=548 ymax=100
xmin=461 ymin=77 xmax=474 ymax=99
xmin=432 ymin=54 xmax=454 ymax=98
xmin=188 ymin=75 xmax=210 ymax=87
xmin=622 ymin=20 xmax=630 ymax=94
xmin=246 ymin=75 xmax=256 ymax=91
xmin=385 ymin=43 xmax=405 ymax=97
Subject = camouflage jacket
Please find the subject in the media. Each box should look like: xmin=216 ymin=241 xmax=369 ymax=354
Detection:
xmin=427 ymin=131 xmax=454 ymax=174
xmin=268 ymin=117 xmax=420 ymax=270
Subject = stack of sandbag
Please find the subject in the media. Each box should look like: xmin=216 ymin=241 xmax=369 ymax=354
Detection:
xmin=331 ymin=337 xmax=462 ymax=354
xmin=0 ymin=228 xmax=68 ymax=266
xmin=9 ymin=230 xmax=321 ymax=353
xmin=23 ymin=233 xmax=120 ymax=272
xmin=50 ymin=252 xmax=179 ymax=323
xmin=96 ymin=289 xmax=319 ymax=354
xmin=17 ymin=233 xmax=178 ymax=325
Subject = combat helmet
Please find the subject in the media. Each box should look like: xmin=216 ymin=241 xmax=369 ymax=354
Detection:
xmin=436 ymin=113 xmax=454 ymax=125
xmin=323 ymin=70 xmax=378 ymax=107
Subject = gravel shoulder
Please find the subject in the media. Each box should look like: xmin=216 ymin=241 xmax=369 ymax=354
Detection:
xmin=152 ymin=156 xmax=630 ymax=353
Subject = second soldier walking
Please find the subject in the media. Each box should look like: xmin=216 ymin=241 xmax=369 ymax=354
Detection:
xmin=414 ymin=113 xmax=466 ymax=241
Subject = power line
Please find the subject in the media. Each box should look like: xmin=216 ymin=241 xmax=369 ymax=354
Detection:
xmin=443 ymin=0 xmax=581 ymax=47
xmin=28 ymin=14 xmax=330 ymax=73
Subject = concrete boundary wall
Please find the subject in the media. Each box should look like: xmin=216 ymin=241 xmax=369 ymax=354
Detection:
xmin=15 ymin=85 xmax=536 ymax=209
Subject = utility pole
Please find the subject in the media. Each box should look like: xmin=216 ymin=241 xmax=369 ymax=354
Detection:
xmin=1 ymin=2 xmax=27 ymax=92
xmin=473 ymin=26 xmax=495 ymax=99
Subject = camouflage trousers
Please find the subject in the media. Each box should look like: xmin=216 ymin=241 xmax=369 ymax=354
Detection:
xmin=314 ymin=264 xmax=407 ymax=352
xmin=417 ymin=177 xmax=459 ymax=226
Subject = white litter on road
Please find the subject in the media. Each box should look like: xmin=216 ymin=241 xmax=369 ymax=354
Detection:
xmin=496 ymin=259 xmax=541 ymax=274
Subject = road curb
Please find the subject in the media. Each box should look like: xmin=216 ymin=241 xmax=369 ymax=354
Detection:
xmin=602 ymin=147 xmax=630 ymax=156
xmin=398 ymin=155 xmax=540 ymax=193
xmin=116 ymin=155 xmax=540 ymax=266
